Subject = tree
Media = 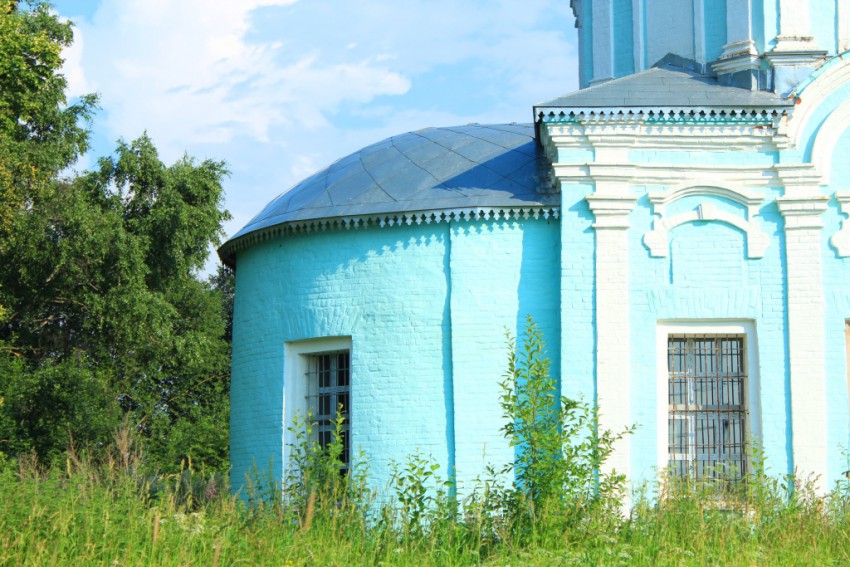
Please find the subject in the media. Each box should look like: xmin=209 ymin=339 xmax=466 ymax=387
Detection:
xmin=0 ymin=0 xmax=96 ymax=232
xmin=499 ymin=316 xmax=632 ymax=518
xmin=0 ymin=3 xmax=233 ymax=471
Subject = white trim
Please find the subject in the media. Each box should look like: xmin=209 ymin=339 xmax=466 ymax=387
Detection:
xmin=283 ymin=337 xmax=353 ymax=472
xmin=655 ymin=321 xmax=761 ymax=475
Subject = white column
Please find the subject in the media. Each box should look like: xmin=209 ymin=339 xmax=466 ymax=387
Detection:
xmin=713 ymin=0 xmax=758 ymax=75
xmin=591 ymin=0 xmax=614 ymax=84
xmin=776 ymin=173 xmax=829 ymax=489
xmin=586 ymin=187 xmax=635 ymax=504
xmin=774 ymin=0 xmax=816 ymax=51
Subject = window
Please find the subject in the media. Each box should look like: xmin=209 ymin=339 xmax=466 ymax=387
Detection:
xmin=283 ymin=337 xmax=352 ymax=472
xmin=667 ymin=335 xmax=747 ymax=481
xmin=306 ymin=350 xmax=350 ymax=468
xmin=657 ymin=322 xmax=759 ymax=485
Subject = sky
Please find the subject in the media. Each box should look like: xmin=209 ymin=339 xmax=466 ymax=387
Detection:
xmin=54 ymin=0 xmax=580 ymax=271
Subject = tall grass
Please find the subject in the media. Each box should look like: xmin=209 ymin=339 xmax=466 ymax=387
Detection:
xmin=3 ymin=406 xmax=850 ymax=567
xmin=4 ymin=321 xmax=850 ymax=565
xmin=3 ymin=441 xmax=850 ymax=566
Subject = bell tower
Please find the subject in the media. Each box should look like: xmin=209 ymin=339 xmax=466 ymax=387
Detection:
xmin=571 ymin=0 xmax=843 ymax=94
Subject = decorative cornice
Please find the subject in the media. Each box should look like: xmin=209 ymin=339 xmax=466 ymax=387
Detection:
xmin=218 ymin=206 xmax=561 ymax=267
xmin=776 ymin=195 xmax=830 ymax=229
xmin=538 ymin=108 xmax=782 ymax=126
xmin=586 ymin=192 xmax=636 ymax=230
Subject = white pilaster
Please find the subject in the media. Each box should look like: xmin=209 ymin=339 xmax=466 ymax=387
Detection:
xmin=774 ymin=0 xmax=816 ymax=51
xmin=776 ymin=170 xmax=829 ymax=489
xmin=591 ymin=0 xmax=614 ymax=84
xmin=586 ymin=185 xmax=635 ymax=504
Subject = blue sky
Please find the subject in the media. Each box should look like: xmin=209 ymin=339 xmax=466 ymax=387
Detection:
xmin=54 ymin=1 xmax=579 ymax=269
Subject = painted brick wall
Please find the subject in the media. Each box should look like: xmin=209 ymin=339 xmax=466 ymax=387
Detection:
xmin=230 ymin=217 xmax=561 ymax=494
xmin=231 ymin=225 xmax=452 ymax=492
xmin=449 ymin=218 xmax=560 ymax=492
xmin=821 ymin=128 xmax=850 ymax=485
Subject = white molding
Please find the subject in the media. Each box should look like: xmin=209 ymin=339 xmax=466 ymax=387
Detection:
xmin=777 ymin=198 xmax=829 ymax=490
xmin=655 ymin=321 xmax=761 ymax=477
xmin=830 ymin=191 xmax=850 ymax=256
xmin=643 ymin=185 xmax=768 ymax=258
xmin=644 ymin=203 xmax=769 ymax=258
xmin=554 ymin=163 xmax=789 ymax=189
xmin=588 ymin=191 xmax=634 ymax=507
xmin=283 ymin=337 xmax=353 ymax=472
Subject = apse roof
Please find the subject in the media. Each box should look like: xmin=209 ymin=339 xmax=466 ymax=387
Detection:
xmin=220 ymin=123 xmax=556 ymax=263
xmin=535 ymin=61 xmax=794 ymax=115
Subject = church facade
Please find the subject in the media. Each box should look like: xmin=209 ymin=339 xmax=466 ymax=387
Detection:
xmin=221 ymin=1 xmax=850 ymax=498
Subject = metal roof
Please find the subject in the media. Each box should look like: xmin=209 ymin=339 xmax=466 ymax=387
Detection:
xmin=220 ymin=123 xmax=557 ymax=262
xmin=535 ymin=62 xmax=793 ymax=113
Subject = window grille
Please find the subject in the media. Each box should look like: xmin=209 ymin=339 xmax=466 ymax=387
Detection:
xmin=306 ymin=350 xmax=350 ymax=468
xmin=668 ymin=335 xmax=747 ymax=482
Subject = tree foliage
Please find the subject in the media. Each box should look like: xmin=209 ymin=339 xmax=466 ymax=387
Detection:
xmin=0 ymin=2 xmax=233 ymax=472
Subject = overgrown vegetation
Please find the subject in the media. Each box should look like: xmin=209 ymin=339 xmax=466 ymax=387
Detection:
xmin=0 ymin=1 xmax=232 ymax=472
xmin=4 ymin=319 xmax=850 ymax=565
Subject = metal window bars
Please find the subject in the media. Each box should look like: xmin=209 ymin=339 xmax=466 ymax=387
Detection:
xmin=668 ymin=335 xmax=747 ymax=484
xmin=306 ymin=350 xmax=350 ymax=468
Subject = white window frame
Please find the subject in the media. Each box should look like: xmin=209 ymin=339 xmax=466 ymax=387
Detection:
xmin=656 ymin=321 xmax=761 ymax=476
xmin=283 ymin=337 xmax=352 ymax=471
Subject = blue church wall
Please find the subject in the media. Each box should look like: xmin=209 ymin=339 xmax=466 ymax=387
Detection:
xmin=645 ymin=0 xmax=694 ymax=66
xmin=821 ymin=130 xmax=850 ymax=485
xmin=230 ymin=218 xmax=561 ymax=494
xmin=448 ymin=218 xmax=560 ymax=492
xmin=704 ymin=0 xmax=727 ymax=63
xmin=560 ymin=185 xmax=597 ymax=407
xmin=230 ymin=225 xmax=452 ymax=491
xmin=628 ymin=186 xmax=791 ymax=485
xmin=810 ymin=0 xmax=838 ymax=54
xmin=612 ymin=0 xmax=635 ymax=77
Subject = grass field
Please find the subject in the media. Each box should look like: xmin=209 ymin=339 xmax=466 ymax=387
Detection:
xmin=3 ymin=446 xmax=850 ymax=566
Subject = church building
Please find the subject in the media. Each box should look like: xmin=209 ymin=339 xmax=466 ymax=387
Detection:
xmin=220 ymin=0 xmax=850 ymax=499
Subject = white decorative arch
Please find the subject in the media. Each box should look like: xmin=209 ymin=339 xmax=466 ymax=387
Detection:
xmin=787 ymin=54 xmax=850 ymax=149
xmin=810 ymin=98 xmax=850 ymax=184
xmin=642 ymin=185 xmax=768 ymax=258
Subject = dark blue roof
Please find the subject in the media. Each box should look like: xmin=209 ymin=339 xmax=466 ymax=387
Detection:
xmin=535 ymin=63 xmax=792 ymax=112
xmin=221 ymin=124 xmax=556 ymax=261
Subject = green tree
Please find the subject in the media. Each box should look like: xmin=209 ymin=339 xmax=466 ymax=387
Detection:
xmin=0 ymin=2 xmax=233 ymax=471
xmin=499 ymin=316 xmax=632 ymax=518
